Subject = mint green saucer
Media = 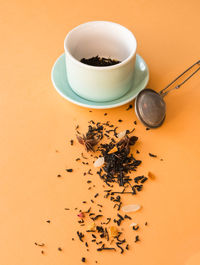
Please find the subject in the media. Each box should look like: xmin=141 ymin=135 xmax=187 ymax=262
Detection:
xmin=51 ymin=53 xmax=149 ymax=109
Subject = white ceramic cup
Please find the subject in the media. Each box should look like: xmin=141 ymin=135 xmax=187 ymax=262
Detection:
xmin=64 ymin=21 xmax=137 ymax=102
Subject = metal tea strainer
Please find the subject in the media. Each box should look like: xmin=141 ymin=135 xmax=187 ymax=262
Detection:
xmin=135 ymin=60 xmax=200 ymax=128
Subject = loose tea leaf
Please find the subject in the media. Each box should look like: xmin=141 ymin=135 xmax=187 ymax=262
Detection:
xmin=149 ymin=153 xmax=157 ymax=158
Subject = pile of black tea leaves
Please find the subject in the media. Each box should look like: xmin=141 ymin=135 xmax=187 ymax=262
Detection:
xmin=71 ymin=119 xmax=152 ymax=261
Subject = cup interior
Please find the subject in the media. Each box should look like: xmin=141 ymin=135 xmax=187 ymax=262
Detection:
xmin=65 ymin=21 xmax=137 ymax=64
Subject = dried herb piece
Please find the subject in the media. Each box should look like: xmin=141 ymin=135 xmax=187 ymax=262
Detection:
xmin=46 ymin=220 xmax=51 ymax=223
xmin=70 ymin=140 xmax=74 ymax=145
xmin=81 ymin=153 xmax=88 ymax=160
xmin=81 ymin=257 xmax=86 ymax=262
xmin=126 ymin=244 xmax=129 ymax=250
xmin=89 ymin=213 xmax=95 ymax=216
xmin=135 ymin=235 xmax=140 ymax=242
xmin=77 ymin=231 xmax=84 ymax=242
xmin=145 ymin=222 xmax=148 ymax=226
xmin=114 ymin=214 xmax=124 ymax=226
xmin=149 ymin=153 xmax=157 ymax=158
xmin=66 ymin=168 xmax=73 ymax=172
xmin=41 ymin=250 xmax=44 ymax=254
xmin=94 ymin=193 xmax=99 ymax=198
xmin=126 ymin=104 xmax=133 ymax=110
xmin=104 ymin=113 xmax=107 ymax=116
xmin=85 ymin=207 xmax=91 ymax=213
xmin=146 ymin=127 xmax=150 ymax=130
xmin=134 ymin=120 xmax=137 ymax=125
xmin=85 ymin=242 xmax=88 ymax=247
xmin=133 ymin=184 xmax=143 ymax=192
xmin=116 ymin=242 xmax=124 ymax=254
xmin=77 ymin=134 xmax=99 ymax=152
xmin=124 ymin=214 xmax=132 ymax=220
xmin=97 ymin=244 xmax=116 ymax=251
xmin=81 ymin=56 xmax=121 ymax=67
xmin=114 ymin=201 xmax=122 ymax=211
xmin=140 ymin=177 xmax=148 ymax=183
xmin=91 ymin=215 xmax=103 ymax=221
xmin=118 ymin=119 xmax=123 ymax=122
xmin=134 ymin=176 xmax=144 ymax=183
xmin=132 ymin=225 xmax=139 ymax=231
xmin=57 ymin=174 xmax=61 ymax=177
xmin=64 ymin=208 xmax=70 ymax=210
xmin=34 ymin=242 xmax=45 ymax=247
xmin=75 ymin=158 xmax=80 ymax=161
xmin=58 ymin=247 xmax=62 ymax=251
xmin=101 ymin=218 xmax=111 ymax=225
xmin=87 ymin=169 xmax=93 ymax=175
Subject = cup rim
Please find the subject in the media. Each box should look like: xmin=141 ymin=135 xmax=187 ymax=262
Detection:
xmin=64 ymin=21 xmax=137 ymax=70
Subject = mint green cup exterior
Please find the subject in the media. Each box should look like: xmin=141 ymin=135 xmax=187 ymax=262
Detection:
xmin=64 ymin=21 xmax=137 ymax=102
xmin=65 ymin=54 xmax=136 ymax=102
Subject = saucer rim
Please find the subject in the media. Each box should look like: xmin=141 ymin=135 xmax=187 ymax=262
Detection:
xmin=51 ymin=53 xmax=149 ymax=109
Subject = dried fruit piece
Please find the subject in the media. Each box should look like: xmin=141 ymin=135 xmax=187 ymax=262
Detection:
xmin=148 ymin=171 xmax=155 ymax=179
xmin=87 ymin=222 xmax=96 ymax=231
xmin=108 ymin=146 xmax=118 ymax=154
xmin=108 ymin=226 xmax=118 ymax=238
xmin=94 ymin=157 xmax=104 ymax=167
xmin=121 ymin=204 xmax=141 ymax=213
xmin=77 ymin=212 xmax=85 ymax=218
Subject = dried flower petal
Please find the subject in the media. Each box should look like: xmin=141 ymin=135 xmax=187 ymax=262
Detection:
xmin=108 ymin=226 xmax=118 ymax=238
xmin=94 ymin=157 xmax=104 ymax=167
xmin=87 ymin=222 xmax=96 ymax=231
xmin=77 ymin=212 xmax=85 ymax=218
xmin=121 ymin=204 xmax=141 ymax=213
xmin=108 ymin=146 xmax=118 ymax=154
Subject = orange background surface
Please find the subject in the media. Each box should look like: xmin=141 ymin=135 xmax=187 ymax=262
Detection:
xmin=1 ymin=0 xmax=200 ymax=264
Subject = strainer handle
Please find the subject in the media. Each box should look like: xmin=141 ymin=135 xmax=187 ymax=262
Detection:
xmin=159 ymin=60 xmax=200 ymax=97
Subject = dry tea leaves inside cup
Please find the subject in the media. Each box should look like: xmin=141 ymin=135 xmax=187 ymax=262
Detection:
xmin=80 ymin=56 xmax=121 ymax=67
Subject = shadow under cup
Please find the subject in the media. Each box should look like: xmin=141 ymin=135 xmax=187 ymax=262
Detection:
xmin=64 ymin=21 xmax=137 ymax=102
